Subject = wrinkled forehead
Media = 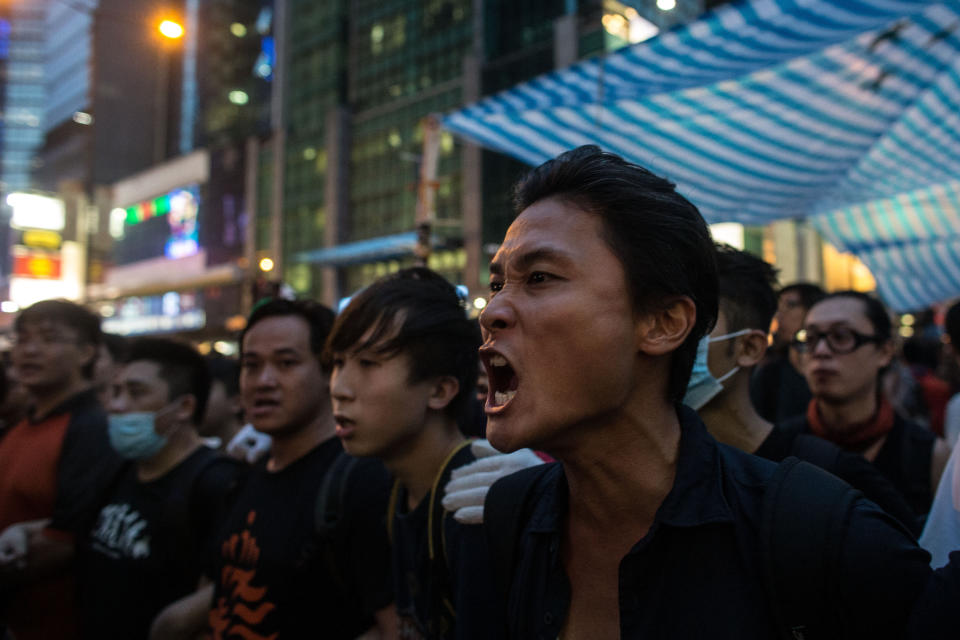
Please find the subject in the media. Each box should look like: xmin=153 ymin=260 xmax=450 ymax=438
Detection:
xmin=493 ymin=199 xmax=608 ymax=270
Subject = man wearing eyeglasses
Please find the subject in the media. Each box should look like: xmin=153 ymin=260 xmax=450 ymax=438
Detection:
xmin=789 ymin=291 xmax=950 ymax=523
xmin=0 ymin=300 xmax=122 ymax=640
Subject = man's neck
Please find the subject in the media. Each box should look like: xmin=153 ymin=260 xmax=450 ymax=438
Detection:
xmin=816 ymin=388 xmax=878 ymax=432
xmin=137 ymin=426 xmax=203 ymax=482
xmin=699 ymin=378 xmax=773 ymax=454
xmin=267 ymin=411 xmax=336 ymax=472
xmin=384 ymin=415 xmax=466 ymax=511
xmin=558 ymin=398 xmax=680 ymax=543
xmin=30 ymin=378 xmax=91 ymax=420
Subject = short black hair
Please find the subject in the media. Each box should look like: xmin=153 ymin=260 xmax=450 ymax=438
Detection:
xmin=512 ymin=145 xmax=718 ymax=405
xmin=206 ymin=353 xmax=240 ymax=397
xmin=14 ymin=299 xmax=102 ymax=378
xmin=102 ymin=333 xmax=130 ymax=363
xmin=779 ymin=282 xmax=826 ymax=310
xmin=715 ymin=243 xmax=779 ymax=334
xmin=126 ymin=338 xmax=211 ymax=424
xmin=814 ymin=290 xmax=893 ymax=343
xmin=241 ymin=298 xmax=336 ymax=370
xmin=326 ymin=267 xmax=480 ymax=421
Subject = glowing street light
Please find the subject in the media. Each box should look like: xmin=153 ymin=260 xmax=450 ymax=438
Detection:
xmin=259 ymin=257 xmax=275 ymax=272
xmin=158 ymin=20 xmax=184 ymax=39
xmin=657 ymin=0 xmax=677 ymax=10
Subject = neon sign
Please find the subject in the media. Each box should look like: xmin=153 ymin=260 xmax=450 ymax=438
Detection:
xmin=122 ymin=185 xmax=200 ymax=259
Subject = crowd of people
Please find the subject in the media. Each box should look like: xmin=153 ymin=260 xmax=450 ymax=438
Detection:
xmin=1 ymin=145 xmax=959 ymax=639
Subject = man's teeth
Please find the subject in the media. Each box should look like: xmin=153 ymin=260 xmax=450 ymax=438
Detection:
xmin=494 ymin=390 xmax=516 ymax=405
xmin=490 ymin=354 xmax=508 ymax=367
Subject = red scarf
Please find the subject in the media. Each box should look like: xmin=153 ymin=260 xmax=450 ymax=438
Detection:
xmin=806 ymin=396 xmax=895 ymax=451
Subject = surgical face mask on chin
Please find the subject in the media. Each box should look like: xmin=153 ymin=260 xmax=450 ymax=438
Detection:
xmin=682 ymin=329 xmax=753 ymax=410
xmin=108 ymin=404 xmax=177 ymax=460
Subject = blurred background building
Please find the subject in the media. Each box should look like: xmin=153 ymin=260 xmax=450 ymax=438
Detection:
xmin=0 ymin=0 xmax=878 ymax=348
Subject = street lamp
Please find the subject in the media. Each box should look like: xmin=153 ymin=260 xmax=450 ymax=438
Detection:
xmin=154 ymin=19 xmax=185 ymax=162
xmin=158 ymin=20 xmax=184 ymax=39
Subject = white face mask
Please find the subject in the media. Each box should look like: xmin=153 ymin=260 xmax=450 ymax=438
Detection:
xmin=683 ymin=329 xmax=753 ymax=410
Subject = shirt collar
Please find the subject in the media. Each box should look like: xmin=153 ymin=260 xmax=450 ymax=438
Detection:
xmin=528 ymin=405 xmax=735 ymax=534
xmin=28 ymin=387 xmax=99 ymax=423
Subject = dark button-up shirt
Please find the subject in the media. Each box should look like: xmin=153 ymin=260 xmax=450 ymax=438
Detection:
xmin=500 ymin=407 xmax=931 ymax=639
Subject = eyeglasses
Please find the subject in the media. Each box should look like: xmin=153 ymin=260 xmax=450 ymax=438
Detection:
xmin=792 ymin=327 xmax=883 ymax=355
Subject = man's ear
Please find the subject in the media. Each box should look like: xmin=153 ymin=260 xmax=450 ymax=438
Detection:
xmin=80 ymin=343 xmax=98 ymax=375
xmin=877 ymin=339 xmax=896 ymax=369
xmin=427 ymin=376 xmax=460 ymax=412
xmin=635 ymin=297 xmax=697 ymax=356
xmin=736 ymin=330 xmax=769 ymax=368
xmin=173 ymin=394 xmax=197 ymax=423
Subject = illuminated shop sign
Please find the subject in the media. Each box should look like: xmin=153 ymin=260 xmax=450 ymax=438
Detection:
xmin=101 ymin=290 xmax=206 ymax=336
xmin=6 ymin=192 xmax=66 ymax=231
xmin=113 ymin=185 xmax=201 ymax=260
xmin=12 ymin=251 xmax=62 ymax=279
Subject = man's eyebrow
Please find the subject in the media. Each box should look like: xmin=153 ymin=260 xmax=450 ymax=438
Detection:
xmin=490 ymin=247 xmax=575 ymax=276
xmin=270 ymin=347 xmax=302 ymax=357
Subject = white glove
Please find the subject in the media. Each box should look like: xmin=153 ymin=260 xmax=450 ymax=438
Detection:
xmin=226 ymin=424 xmax=272 ymax=464
xmin=0 ymin=523 xmax=31 ymax=569
xmin=442 ymin=439 xmax=544 ymax=524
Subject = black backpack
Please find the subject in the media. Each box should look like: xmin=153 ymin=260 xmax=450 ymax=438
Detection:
xmin=485 ymin=457 xmax=860 ymax=640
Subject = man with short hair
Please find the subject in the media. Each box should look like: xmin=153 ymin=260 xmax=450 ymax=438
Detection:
xmin=481 ymin=146 xmax=933 ymax=639
xmin=0 ymin=300 xmax=121 ymax=640
xmin=750 ymin=282 xmax=824 ymax=423
xmin=327 ymin=267 xmax=501 ymax=639
xmin=78 ymin=338 xmax=242 ymax=640
xmin=693 ymin=244 xmax=920 ymax=533
xmin=205 ymin=299 xmax=396 ymax=639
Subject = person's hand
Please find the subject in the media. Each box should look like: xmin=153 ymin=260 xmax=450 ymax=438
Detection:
xmin=0 ymin=523 xmax=30 ymax=570
xmin=442 ymin=440 xmax=544 ymax=524
xmin=226 ymin=424 xmax=272 ymax=464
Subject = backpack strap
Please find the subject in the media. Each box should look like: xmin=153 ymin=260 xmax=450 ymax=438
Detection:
xmin=315 ymin=450 xmax=360 ymax=537
xmin=163 ymin=448 xmax=233 ymax=576
xmin=484 ymin=463 xmax=554 ymax=602
xmin=385 ymin=439 xmax=472 ymax=634
xmin=312 ymin=450 xmax=360 ymax=590
xmin=761 ymin=457 xmax=860 ymax=640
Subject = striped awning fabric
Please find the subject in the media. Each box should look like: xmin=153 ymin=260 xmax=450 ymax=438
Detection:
xmin=442 ymin=0 xmax=960 ymax=311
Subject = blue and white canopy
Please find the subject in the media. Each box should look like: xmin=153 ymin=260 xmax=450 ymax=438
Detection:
xmin=442 ymin=0 xmax=960 ymax=311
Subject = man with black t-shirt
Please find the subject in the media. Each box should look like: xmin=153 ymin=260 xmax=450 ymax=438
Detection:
xmin=200 ymin=299 xmax=395 ymax=639
xmin=327 ymin=268 xmax=501 ymax=640
xmin=0 ymin=300 xmax=121 ymax=640
xmin=691 ymin=245 xmax=921 ymax=534
xmin=78 ymin=338 xmax=243 ymax=640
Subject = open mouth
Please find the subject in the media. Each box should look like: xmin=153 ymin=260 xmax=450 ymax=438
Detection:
xmin=334 ymin=415 xmax=355 ymax=437
xmin=485 ymin=352 xmax=518 ymax=409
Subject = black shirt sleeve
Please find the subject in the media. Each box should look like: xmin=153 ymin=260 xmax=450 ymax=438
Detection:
xmin=51 ymin=404 xmax=123 ymax=536
xmin=342 ymin=458 xmax=395 ymax=618
xmin=839 ymin=499 xmax=932 ymax=640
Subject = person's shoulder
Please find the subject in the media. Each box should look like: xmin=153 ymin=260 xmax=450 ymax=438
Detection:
xmin=896 ymin=412 xmax=937 ymax=443
xmin=193 ymin=450 xmax=246 ymax=497
xmin=717 ymin=441 xmax=778 ymax=487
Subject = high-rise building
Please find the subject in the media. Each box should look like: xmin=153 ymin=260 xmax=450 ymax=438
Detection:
xmin=1 ymin=0 xmax=47 ymax=194
xmin=276 ymin=0 xmax=722 ymax=304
